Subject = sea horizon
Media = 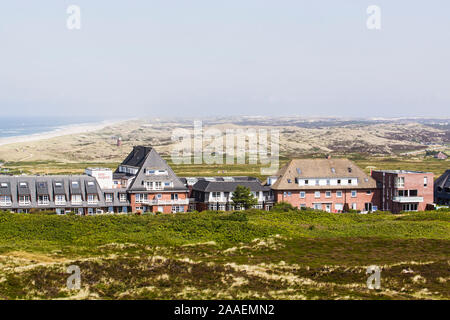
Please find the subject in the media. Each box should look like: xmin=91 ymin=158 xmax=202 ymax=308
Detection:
xmin=0 ymin=116 xmax=113 ymax=139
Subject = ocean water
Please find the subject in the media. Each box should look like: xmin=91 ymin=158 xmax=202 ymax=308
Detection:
xmin=0 ymin=116 xmax=106 ymax=138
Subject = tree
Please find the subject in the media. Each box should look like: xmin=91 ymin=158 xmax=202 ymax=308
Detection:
xmin=231 ymin=185 xmax=258 ymax=210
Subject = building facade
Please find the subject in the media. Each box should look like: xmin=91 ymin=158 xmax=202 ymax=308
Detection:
xmin=371 ymin=170 xmax=434 ymax=213
xmin=190 ymin=177 xmax=274 ymax=211
xmin=268 ymin=158 xmax=380 ymax=213
xmin=0 ymin=175 xmax=129 ymax=214
xmin=117 ymin=146 xmax=189 ymax=213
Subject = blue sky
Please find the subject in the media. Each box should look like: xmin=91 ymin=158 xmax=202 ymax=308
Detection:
xmin=0 ymin=1 xmax=449 ymax=118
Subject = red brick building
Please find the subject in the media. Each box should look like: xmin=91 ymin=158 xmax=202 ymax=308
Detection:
xmin=268 ymin=158 xmax=380 ymax=213
xmin=116 ymin=146 xmax=189 ymax=213
xmin=371 ymin=170 xmax=434 ymax=213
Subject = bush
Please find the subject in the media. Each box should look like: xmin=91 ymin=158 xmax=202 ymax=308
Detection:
xmin=272 ymin=202 xmax=297 ymax=212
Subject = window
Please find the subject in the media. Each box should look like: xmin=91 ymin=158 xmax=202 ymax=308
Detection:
xmin=55 ymin=182 xmax=62 ymax=187
xmin=154 ymin=181 xmax=163 ymax=190
xmin=157 ymin=193 xmax=162 ymax=199
xmin=0 ymin=195 xmax=12 ymax=206
xmin=300 ymin=191 xmax=306 ymax=198
xmin=287 ymin=179 xmax=292 ymax=183
xmin=0 ymin=183 xmax=8 ymax=188
xmin=396 ymin=177 xmax=405 ymax=188
xmin=304 ymin=180 xmax=309 ymax=185
xmin=313 ymin=203 xmax=322 ymax=210
xmin=19 ymin=195 xmax=31 ymax=205
xmin=87 ymin=194 xmax=98 ymax=204
xmin=336 ymin=191 xmax=342 ymax=198
xmin=212 ymin=192 xmax=220 ymax=199
xmin=366 ymin=190 xmax=372 ymax=195
xmin=299 ymin=204 xmax=307 ymax=209
xmin=337 ymin=179 xmax=341 ymax=185
xmin=325 ymin=191 xmax=331 ymax=198
xmin=287 ymin=191 xmax=292 ymax=196
xmin=171 ymin=194 xmax=179 ymax=200
xmin=335 ymin=203 xmax=344 ymax=211
xmin=172 ymin=206 xmax=184 ymax=213
xmin=119 ymin=193 xmax=127 ymax=202
xmin=55 ymin=195 xmax=66 ymax=205
xmin=19 ymin=182 xmax=27 ymax=188
xmin=351 ymin=190 xmax=357 ymax=198
xmin=402 ymin=203 xmax=418 ymax=212
xmin=105 ymin=193 xmax=113 ymax=202
xmin=72 ymin=181 xmax=79 ymax=187
xmin=326 ymin=179 xmax=330 ymax=185
xmin=424 ymin=177 xmax=428 ymax=187
xmin=135 ymin=194 xmax=147 ymax=203
xmin=348 ymin=179 xmax=352 ymax=184
xmin=410 ymin=190 xmax=418 ymax=197
xmin=71 ymin=194 xmax=82 ymax=204
xmin=331 ymin=168 xmax=336 ymax=173
xmin=38 ymin=195 xmax=49 ymax=205
xmin=315 ymin=191 xmax=321 ymax=198
xmin=87 ymin=181 xmax=95 ymax=187
xmin=352 ymin=203 xmax=357 ymax=210
xmin=315 ymin=180 xmax=320 ymax=186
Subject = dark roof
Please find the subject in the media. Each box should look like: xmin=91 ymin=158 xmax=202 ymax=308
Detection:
xmin=0 ymin=175 xmax=105 ymax=209
xmin=18 ymin=181 xmax=31 ymax=196
xmin=192 ymin=179 xmax=270 ymax=193
xmin=116 ymin=146 xmax=153 ymax=169
xmin=435 ymin=170 xmax=450 ymax=189
xmin=127 ymin=147 xmax=188 ymax=192
xmin=0 ymin=181 xmax=11 ymax=196
xmin=53 ymin=180 xmax=66 ymax=195
xmin=70 ymin=180 xmax=82 ymax=195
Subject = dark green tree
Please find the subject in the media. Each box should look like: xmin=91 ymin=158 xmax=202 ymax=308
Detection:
xmin=231 ymin=185 xmax=258 ymax=210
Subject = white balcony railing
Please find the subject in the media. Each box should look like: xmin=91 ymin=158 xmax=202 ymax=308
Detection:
xmin=142 ymin=199 xmax=189 ymax=205
xmin=393 ymin=196 xmax=424 ymax=203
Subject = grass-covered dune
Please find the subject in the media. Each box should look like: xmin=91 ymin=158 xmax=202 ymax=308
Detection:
xmin=0 ymin=209 xmax=449 ymax=300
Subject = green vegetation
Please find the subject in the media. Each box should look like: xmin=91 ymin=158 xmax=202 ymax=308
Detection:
xmin=0 ymin=209 xmax=448 ymax=300
xmin=231 ymin=185 xmax=258 ymax=209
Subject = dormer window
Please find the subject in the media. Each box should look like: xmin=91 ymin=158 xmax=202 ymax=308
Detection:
xmin=72 ymin=181 xmax=79 ymax=187
xmin=87 ymin=182 xmax=95 ymax=187
xmin=1 ymin=183 xmax=7 ymax=188
xmin=296 ymin=168 xmax=302 ymax=174
xmin=20 ymin=182 xmax=27 ymax=188
xmin=304 ymin=180 xmax=309 ymax=185
xmin=55 ymin=182 xmax=62 ymax=187
xmin=348 ymin=167 xmax=352 ymax=173
xmin=331 ymin=168 xmax=336 ymax=173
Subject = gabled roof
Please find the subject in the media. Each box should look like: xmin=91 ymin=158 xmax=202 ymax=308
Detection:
xmin=127 ymin=147 xmax=187 ymax=192
xmin=269 ymin=158 xmax=377 ymax=190
xmin=435 ymin=170 xmax=450 ymax=189
xmin=116 ymin=146 xmax=153 ymax=169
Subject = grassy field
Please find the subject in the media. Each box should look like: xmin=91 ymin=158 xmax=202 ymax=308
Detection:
xmin=0 ymin=209 xmax=449 ymax=300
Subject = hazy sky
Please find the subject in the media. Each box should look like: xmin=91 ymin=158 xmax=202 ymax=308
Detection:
xmin=1 ymin=1 xmax=449 ymax=118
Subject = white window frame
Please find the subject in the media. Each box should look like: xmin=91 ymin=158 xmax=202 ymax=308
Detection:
xmin=351 ymin=190 xmax=357 ymax=198
xmin=314 ymin=191 xmax=321 ymax=198
xmin=299 ymin=191 xmax=306 ymax=199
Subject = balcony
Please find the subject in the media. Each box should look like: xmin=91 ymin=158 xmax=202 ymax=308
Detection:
xmin=142 ymin=199 xmax=189 ymax=205
xmin=393 ymin=196 xmax=423 ymax=203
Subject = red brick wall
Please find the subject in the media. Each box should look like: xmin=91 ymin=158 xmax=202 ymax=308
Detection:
xmin=130 ymin=192 xmax=188 ymax=213
xmin=274 ymin=188 xmax=380 ymax=212
xmin=371 ymin=171 xmax=434 ymax=213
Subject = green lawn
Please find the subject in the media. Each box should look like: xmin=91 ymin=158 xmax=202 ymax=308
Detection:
xmin=0 ymin=209 xmax=449 ymax=300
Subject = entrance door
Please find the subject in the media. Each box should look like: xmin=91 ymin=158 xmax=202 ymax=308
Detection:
xmin=365 ymin=203 xmax=373 ymax=212
xmin=325 ymin=204 xmax=331 ymax=213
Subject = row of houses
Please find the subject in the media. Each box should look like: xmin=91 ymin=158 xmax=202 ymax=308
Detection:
xmin=0 ymin=145 xmax=448 ymax=214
